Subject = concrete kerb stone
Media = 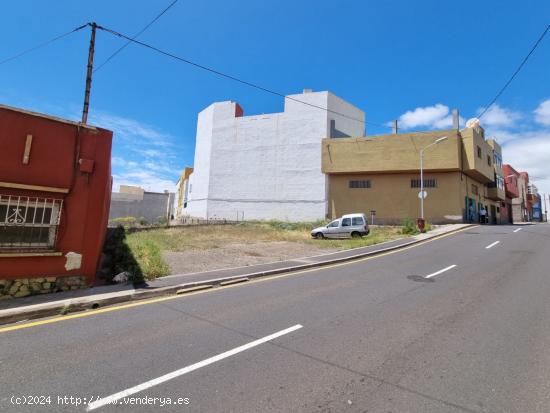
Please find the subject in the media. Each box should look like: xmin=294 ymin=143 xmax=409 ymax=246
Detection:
xmin=0 ymin=224 xmax=475 ymax=326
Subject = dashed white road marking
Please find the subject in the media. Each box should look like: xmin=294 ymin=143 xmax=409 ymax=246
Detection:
xmin=485 ymin=241 xmax=501 ymax=249
xmin=424 ymin=265 xmax=457 ymax=279
xmin=87 ymin=324 xmax=303 ymax=411
xmin=513 ymin=228 xmax=522 ymax=233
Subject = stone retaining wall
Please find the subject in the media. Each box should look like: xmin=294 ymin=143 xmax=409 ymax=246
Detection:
xmin=0 ymin=276 xmax=87 ymax=299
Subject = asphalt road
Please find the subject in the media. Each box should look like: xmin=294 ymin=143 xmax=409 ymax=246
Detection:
xmin=1 ymin=224 xmax=549 ymax=413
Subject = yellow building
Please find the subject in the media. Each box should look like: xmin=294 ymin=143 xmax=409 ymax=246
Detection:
xmin=322 ymin=124 xmax=504 ymax=224
xmin=175 ymin=167 xmax=193 ymax=219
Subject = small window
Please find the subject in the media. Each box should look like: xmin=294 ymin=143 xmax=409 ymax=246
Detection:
xmin=472 ymin=184 xmax=479 ymax=195
xmin=0 ymin=195 xmax=63 ymax=250
xmin=352 ymin=217 xmax=364 ymax=226
xmin=327 ymin=220 xmax=340 ymax=228
xmin=411 ymin=179 xmax=437 ymax=188
xmin=487 ymin=155 xmax=491 ymax=166
xmin=477 ymin=146 xmax=482 ymax=158
xmin=349 ymin=180 xmax=371 ymax=189
xmin=342 ymin=218 xmax=351 ymax=227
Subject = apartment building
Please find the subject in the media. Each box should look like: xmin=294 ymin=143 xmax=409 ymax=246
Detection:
xmin=512 ymin=171 xmax=530 ymax=222
xmin=528 ymin=184 xmax=542 ymax=221
xmin=180 ymin=90 xmax=365 ymax=221
xmin=174 ymin=167 xmax=193 ymax=219
xmin=322 ymin=122 xmax=504 ymax=224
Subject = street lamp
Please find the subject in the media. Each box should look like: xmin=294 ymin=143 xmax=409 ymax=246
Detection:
xmin=419 ymin=136 xmax=448 ymax=221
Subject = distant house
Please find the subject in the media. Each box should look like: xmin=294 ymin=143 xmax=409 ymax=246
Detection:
xmin=109 ymin=185 xmax=174 ymax=224
xmin=0 ymin=104 xmax=113 ymax=298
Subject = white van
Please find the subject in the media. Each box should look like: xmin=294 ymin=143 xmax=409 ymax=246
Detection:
xmin=311 ymin=213 xmax=370 ymax=239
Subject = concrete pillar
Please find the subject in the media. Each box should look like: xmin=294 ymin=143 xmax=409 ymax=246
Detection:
xmin=452 ymin=109 xmax=460 ymax=130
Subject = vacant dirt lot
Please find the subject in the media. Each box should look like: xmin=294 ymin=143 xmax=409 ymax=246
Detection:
xmin=163 ymin=240 xmax=340 ymax=275
xmin=125 ymin=222 xmax=404 ymax=279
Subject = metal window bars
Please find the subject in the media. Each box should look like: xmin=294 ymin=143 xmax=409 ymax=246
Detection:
xmin=0 ymin=194 xmax=63 ymax=249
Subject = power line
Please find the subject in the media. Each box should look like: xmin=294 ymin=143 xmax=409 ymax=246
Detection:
xmin=95 ymin=24 xmax=387 ymax=128
xmin=93 ymin=0 xmax=179 ymax=73
xmin=478 ymin=24 xmax=550 ymax=120
xmin=0 ymin=23 xmax=89 ymax=66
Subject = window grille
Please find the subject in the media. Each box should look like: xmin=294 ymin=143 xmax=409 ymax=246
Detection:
xmin=0 ymin=194 xmax=63 ymax=250
xmin=411 ymin=179 xmax=437 ymax=188
xmin=349 ymin=180 xmax=371 ymax=189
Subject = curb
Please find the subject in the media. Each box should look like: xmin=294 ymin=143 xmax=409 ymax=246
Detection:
xmin=0 ymin=224 xmax=476 ymax=326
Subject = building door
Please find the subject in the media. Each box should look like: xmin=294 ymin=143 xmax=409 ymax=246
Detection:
xmin=490 ymin=204 xmax=497 ymax=225
xmin=465 ymin=197 xmax=477 ymax=223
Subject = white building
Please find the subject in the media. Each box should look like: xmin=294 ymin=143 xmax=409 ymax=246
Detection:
xmin=182 ymin=90 xmax=365 ymax=221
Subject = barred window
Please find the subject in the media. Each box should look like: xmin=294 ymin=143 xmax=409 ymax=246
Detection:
xmin=349 ymin=180 xmax=371 ymax=189
xmin=411 ymin=179 xmax=437 ymax=188
xmin=0 ymin=195 xmax=63 ymax=250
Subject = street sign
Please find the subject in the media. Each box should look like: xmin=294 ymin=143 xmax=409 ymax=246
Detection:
xmin=418 ymin=191 xmax=427 ymax=199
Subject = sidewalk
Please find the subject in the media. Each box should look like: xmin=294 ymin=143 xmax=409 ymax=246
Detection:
xmin=0 ymin=223 xmax=473 ymax=325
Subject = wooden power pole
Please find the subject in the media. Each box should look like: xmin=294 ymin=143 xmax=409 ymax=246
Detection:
xmin=81 ymin=22 xmax=97 ymax=124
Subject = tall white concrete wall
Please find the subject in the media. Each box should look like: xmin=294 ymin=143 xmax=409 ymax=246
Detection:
xmin=185 ymin=90 xmax=365 ymax=221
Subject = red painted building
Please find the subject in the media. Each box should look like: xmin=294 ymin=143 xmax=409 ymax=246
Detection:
xmin=0 ymin=105 xmax=113 ymax=298
xmin=502 ymin=164 xmax=520 ymax=224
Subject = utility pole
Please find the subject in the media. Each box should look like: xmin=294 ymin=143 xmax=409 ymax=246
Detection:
xmin=81 ymin=22 xmax=97 ymax=124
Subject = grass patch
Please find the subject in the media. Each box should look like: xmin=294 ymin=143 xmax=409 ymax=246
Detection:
xmin=308 ymin=226 xmax=403 ymax=250
xmin=126 ymin=221 xmax=403 ymax=252
xmin=125 ymin=237 xmax=170 ymax=280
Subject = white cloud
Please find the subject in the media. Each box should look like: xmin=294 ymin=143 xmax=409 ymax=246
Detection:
xmin=477 ymin=104 xmax=522 ymax=128
xmin=534 ymin=99 xmax=550 ymax=126
xmin=501 ymin=130 xmax=550 ymax=195
xmin=482 ymin=128 xmax=520 ymax=144
xmin=113 ymin=170 xmax=177 ymax=193
xmin=87 ymin=111 xmax=184 ymax=193
xmin=396 ymin=103 xmax=450 ymax=129
xmin=88 ymin=111 xmax=174 ymax=147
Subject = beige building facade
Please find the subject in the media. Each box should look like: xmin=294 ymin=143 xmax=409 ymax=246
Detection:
xmin=322 ymin=126 xmax=504 ymax=224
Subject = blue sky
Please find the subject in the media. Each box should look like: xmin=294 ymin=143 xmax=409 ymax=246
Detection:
xmin=1 ymin=0 xmax=549 ymax=195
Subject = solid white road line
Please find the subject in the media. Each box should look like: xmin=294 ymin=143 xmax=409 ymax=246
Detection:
xmin=87 ymin=324 xmax=303 ymax=411
xmin=424 ymin=264 xmax=457 ymax=279
xmin=485 ymin=241 xmax=501 ymax=249
xmin=513 ymin=228 xmax=522 ymax=233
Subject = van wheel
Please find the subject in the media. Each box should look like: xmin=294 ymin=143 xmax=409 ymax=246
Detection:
xmin=351 ymin=232 xmax=362 ymax=239
xmin=314 ymin=232 xmax=324 ymax=239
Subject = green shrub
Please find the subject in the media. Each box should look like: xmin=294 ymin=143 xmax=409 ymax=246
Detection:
xmin=401 ymin=218 xmax=420 ymax=235
xmin=154 ymin=216 xmax=169 ymax=226
xmin=127 ymin=238 xmax=170 ymax=280
xmin=138 ymin=216 xmax=149 ymax=226
xmin=110 ymin=216 xmax=137 ymax=228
